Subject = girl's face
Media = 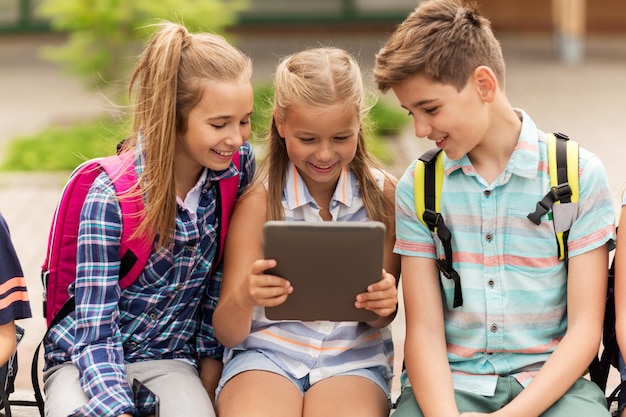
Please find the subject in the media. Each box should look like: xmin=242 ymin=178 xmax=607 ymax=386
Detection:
xmin=276 ymin=103 xmax=360 ymax=191
xmin=176 ymin=77 xmax=253 ymax=175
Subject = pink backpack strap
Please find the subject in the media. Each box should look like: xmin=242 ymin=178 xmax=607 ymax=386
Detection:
xmin=99 ymin=152 xmax=153 ymax=289
xmin=42 ymin=159 xmax=110 ymax=323
xmin=213 ymin=151 xmax=241 ymax=274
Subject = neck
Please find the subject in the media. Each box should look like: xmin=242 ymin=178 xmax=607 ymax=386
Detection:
xmin=469 ymin=105 xmax=522 ymax=184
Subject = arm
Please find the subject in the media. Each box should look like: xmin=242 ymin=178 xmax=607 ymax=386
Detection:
xmin=0 ymin=321 xmax=16 ymax=367
xmin=71 ymin=175 xmax=136 ymax=416
xmin=197 ymin=143 xmax=256 ymax=359
xmin=403 ymin=255 xmax=461 ymax=417
xmin=357 ymin=174 xmax=401 ymax=328
xmin=483 ymin=244 xmax=608 ymax=417
xmin=0 ymin=213 xmax=31 ymax=367
xmin=213 ymin=184 xmax=293 ymax=347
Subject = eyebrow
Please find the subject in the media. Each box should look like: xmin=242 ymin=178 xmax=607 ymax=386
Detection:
xmin=294 ymin=129 xmax=355 ymax=136
xmin=409 ymin=98 xmax=438 ymax=108
xmin=209 ymin=111 xmax=253 ymax=121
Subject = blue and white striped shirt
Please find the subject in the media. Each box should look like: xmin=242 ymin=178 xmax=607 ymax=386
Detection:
xmin=223 ymin=162 xmax=394 ymax=388
xmin=395 ymin=110 xmax=615 ymax=395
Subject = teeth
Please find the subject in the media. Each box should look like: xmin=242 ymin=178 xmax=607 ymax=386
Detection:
xmin=214 ymin=150 xmax=233 ymax=157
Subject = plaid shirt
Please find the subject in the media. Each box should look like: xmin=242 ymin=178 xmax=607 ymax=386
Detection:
xmin=44 ymin=142 xmax=255 ymax=417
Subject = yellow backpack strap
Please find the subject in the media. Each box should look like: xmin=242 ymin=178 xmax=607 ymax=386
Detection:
xmin=414 ymin=148 xmax=444 ymax=228
xmin=527 ymin=132 xmax=579 ymax=260
xmin=414 ymin=149 xmax=463 ymax=307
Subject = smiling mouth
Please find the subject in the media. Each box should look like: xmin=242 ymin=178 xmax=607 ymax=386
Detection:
xmin=310 ymin=162 xmax=336 ymax=172
xmin=213 ymin=149 xmax=234 ymax=157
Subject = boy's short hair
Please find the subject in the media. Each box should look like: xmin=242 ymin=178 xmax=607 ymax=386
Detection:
xmin=374 ymin=0 xmax=505 ymax=92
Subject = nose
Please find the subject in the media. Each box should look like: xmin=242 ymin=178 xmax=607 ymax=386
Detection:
xmin=227 ymin=125 xmax=247 ymax=148
xmin=413 ymin=115 xmax=432 ymax=139
xmin=316 ymin=141 xmax=334 ymax=161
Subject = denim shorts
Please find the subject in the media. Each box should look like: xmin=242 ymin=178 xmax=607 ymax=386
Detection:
xmin=216 ymin=349 xmax=391 ymax=405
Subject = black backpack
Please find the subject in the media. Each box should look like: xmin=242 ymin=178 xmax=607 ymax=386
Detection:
xmin=589 ymin=232 xmax=624 ymax=410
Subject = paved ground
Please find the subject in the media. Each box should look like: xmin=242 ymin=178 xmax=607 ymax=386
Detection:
xmin=1 ymin=31 xmax=625 ymax=415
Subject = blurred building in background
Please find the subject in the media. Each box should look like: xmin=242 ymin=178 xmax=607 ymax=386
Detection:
xmin=2 ymin=0 xmax=626 ymax=35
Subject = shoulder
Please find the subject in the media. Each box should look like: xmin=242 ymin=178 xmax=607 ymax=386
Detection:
xmin=235 ymin=182 xmax=267 ymax=216
xmin=0 ymin=213 xmax=9 ymax=238
xmin=382 ymin=171 xmax=398 ymax=201
xmin=237 ymin=141 xmax=255 ymax=163
xmin=236 ymin=141 xmax=256 ymax=186
xmin=230 ymin=182 xmax=267 ymax=234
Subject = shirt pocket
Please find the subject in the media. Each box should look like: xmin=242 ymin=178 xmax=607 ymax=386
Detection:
xmin=504 ymin=208 xmax=560 ymax=273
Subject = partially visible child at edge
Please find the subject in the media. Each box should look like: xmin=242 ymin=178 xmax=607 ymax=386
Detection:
xmin=614 ymin=201 xmax=626 ymax=416
xmin=373 ymin=1 xmax=616 ymax=416
xmin=0 ymin=211 xmax=32 ymax=367
xmin=212 ymin=47 xmax=400 ymax=417
xmin=42 ymin=22 xmax=255 ymax=417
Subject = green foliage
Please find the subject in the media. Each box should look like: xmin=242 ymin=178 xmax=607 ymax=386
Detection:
xmin=0 ymin=118 xmax=128 ymax=171
xmin=250 ymin=82 xmax=409 ymax=137
xmin=250 ymin=82 xmax=275 ymax=141
xmin=37 ymin=0 xmax=247 ymax=93
xmin=368 ymin=98 xmax=410 ymax=137
xmin=0 ymin=83 xmax=407 ymax=171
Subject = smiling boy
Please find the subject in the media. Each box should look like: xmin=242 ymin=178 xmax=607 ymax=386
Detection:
xmin=374 ymin=0 xmax=616 ymax=416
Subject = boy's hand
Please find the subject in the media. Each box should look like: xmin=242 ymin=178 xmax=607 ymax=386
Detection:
xmin=239 ymin=259 xmax=293 ymax=308
xmin=354 ymin=269 xmax=397 ymax=318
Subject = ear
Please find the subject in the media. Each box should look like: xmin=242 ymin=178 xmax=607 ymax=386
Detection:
xmin=274 ymin=111 xmax=285 ymax=138
xmin=472 ymin=66 xmax=498 ymax=103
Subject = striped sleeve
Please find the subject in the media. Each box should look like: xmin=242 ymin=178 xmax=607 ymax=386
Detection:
xmin=0 ymin=213 xmax=31 ymax=325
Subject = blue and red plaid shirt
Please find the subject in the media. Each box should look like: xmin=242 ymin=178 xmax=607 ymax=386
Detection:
xmin=44 ymin=142 xmax=255 ymax=417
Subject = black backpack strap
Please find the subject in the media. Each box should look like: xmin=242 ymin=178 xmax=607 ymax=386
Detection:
xmin=420 ymin=149 xmax=463 ymax=308
xmin=31 ymin=297 xmax=75 ymax=416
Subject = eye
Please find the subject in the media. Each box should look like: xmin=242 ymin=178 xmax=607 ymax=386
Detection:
xmin=212 ymin=123 xmax=226 ymax=129
xmin=240 ymin=119 xmax=250 ymax=126
xmin=424 ymin=107 xmax=438 ymax=115
xmin=298 ymin=137 xmax=315 ymax=143
xmin=334 ymin=136 xmax=350 ymax=141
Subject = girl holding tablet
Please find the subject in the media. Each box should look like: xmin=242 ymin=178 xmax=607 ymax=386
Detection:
xmin=213 ymin=47 xmax=400 ymax=417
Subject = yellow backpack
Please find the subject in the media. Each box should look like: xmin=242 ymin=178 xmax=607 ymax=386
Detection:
xmin=413 ymin=132 xmax=579 ymax=308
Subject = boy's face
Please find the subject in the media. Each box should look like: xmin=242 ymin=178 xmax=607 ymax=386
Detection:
xmin=391 ymin=73 xmax=488 ymax=160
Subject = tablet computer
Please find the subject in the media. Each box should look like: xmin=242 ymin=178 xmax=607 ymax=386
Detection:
xmin=262 ymin=220 xmax=385 ymax=322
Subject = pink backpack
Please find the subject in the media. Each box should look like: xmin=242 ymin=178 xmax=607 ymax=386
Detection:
xmin=31 ymin=151 xmax=241 ymax=415
xmin=41 ymin=150 xmax=241 ymax=327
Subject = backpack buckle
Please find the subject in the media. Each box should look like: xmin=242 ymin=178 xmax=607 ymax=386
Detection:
xmin=436 ymin=259 xmax=463 ymax=308
xmin=551 ymin=182 xmax=572 ymax=201
xmin=423 ymin=209 xmax=440 ymax=231
xmin=527 ymin=183 xmax=572 ymax=225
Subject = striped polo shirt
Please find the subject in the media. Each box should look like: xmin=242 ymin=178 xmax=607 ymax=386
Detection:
xmin=223 ymin=162 xmax=394 ymax=388
xmin=394 ymin=109 xmax=616 ymax=395
xmin=0 ymin=212 xmax=31 ymax=325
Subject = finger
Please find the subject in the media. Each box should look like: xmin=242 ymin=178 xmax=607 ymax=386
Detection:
xmin=250 ymin=282 xmax=294 ymax=307
xmin=356 ymin=283 xmax=397 ymax=303
xmin=251 ymin=258 xmax=277 ymax=275
xmin=367 ymin=270 xmax=396 ymax=292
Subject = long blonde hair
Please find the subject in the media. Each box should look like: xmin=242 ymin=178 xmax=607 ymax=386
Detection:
xmin=122 ymin=22 xmax=251 ymax=248
xmin=259 ymin=47 xmax=393 ymax=229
